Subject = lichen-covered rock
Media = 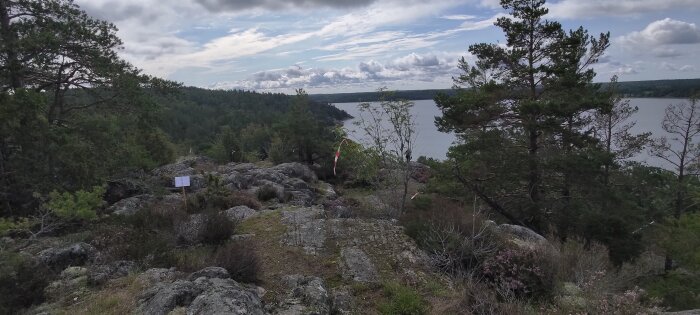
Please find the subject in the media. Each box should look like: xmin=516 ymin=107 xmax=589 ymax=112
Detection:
xmin=331 ymin=289 xmax=354 ymax=315
xmin=175 ymin=214 xmax=207 ymax=245
xmin=339 ymin=247 xmax=379 ymax=283
xmin=272 ymin=275 xmax=331 ymax=315
xmin=224 ymin=205 xmax=258 ymax=222
xmin=188 ymin=267 xmax=230 ymax=281
xmin=139 ymin=268 xmax=179 ymax=285
xmin=45 ymin=266 xmax=89 ymax=300
xmin=496 ymin=224 xmax=551 ymax=250
xmin=272 ymin=163 xmax=317 ymax=182
xmin=187 ymin=277 xmax=264 ymax=315
xmin=38 ymin=242 xmax=97 ymax=271
xmin=138 ymin=280 xmax=203 ymax=315
xmin=88 ymin=260 xmax=137 ymax=285
xmin=281 ymin=207 xmax=326 ymax=254
xmin=107 ymin=194 xmax=154 ymax=216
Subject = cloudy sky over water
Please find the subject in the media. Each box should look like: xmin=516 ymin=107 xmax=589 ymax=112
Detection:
xmin=74 ymin=0 xmax=700 ymax=93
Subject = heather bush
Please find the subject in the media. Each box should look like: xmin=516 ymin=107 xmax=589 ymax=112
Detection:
xmin=482 ymin=247 xmax=556 ymax=300
xmin=229 ymin=192 xmax=262 ymax=210
xmin=214 ymin=241 xmax=261 ymax=283
xmin=201 ymin=211 xmax=236 ymax=246
xmin=256 ymin=184 xmax=279 ymax=202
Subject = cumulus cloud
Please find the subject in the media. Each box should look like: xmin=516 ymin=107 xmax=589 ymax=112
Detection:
xmin=619 ymin=18 xmax=700 ymax=47
xmin=547 ymin=0 xmax=700 ymax=18
xmin=212 ymin=52 xmax=460 ymax=90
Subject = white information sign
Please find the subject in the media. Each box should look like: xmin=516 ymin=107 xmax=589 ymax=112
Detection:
xmin=174 ymin=176 xmax=191 ymax=188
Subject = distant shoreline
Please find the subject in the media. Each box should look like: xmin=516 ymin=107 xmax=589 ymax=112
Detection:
xmin=311 ymin=78 xmax=700 ymax=103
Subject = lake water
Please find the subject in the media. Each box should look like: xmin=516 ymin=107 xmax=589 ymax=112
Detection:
xmin=333 ymin=98 xmax=689 ymax=169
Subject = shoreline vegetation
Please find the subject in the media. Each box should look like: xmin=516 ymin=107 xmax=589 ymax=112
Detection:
xmin=311 ymin=78 xmax=700 ymax=103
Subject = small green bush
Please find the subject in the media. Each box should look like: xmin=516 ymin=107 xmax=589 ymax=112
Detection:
xmin=201 ymin=212 xmax=236 ymax=246
xmin=0 ymin=217 xmax=32 ymax=236
xmin=378 ymin=282 xmax=428 ymax=315
xmin=214 ymin=241 xmax=261 ymax=283
xmin=644 ymin=271 xmax=700 ymax=310
xmin=45 ymin=185 xmax=106 ymax=220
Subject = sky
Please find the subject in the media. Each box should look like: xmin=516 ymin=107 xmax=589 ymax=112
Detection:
xmin=74 ymin=0 xmax=700 ymax=94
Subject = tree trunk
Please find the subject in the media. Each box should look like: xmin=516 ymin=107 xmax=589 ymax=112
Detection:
xmin=0 ymin=0 xmax=23 ymax=89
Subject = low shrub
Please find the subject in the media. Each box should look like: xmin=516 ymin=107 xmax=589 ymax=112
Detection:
xmin=214 ymin=241 xmax=261 ymax=283
xmin=256 ymin=184 xmax=279 ymax=202
xmin=201 ymin=212 xmax=236 ymax=246
xmin=378 ymin=282 xmax=429 ymax=315
xmin=0 ymin=252 xmax=54 ymax=313
xmin=410 ymin=195 xmax=432 ymax=211
xmin=481 ymin=247 xmax=556 ymax=300
xmin=644 ymin=271 xmax=700 ymax=310
xmin=229 ymin=192 xmax=262 ymax=210
xmin=45 ymin=185 xmax=106 ymax=220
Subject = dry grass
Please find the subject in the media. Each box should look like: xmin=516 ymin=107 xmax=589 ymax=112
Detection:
xmin=53 ymin=274 xmax=146 ymax=315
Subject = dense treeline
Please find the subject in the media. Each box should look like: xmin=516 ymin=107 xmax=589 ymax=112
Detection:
xmin=156 ymin=87 xmax=350 ymax=157
xmin=311 ymin=79 xmax=700 ymax=103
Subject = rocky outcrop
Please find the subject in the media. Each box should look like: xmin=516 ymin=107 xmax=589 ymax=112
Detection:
xmin=106 ymin=194 xmax=154 ymax=216
xmin=495 ymin=224 xmax=551 ymax=250
xmin=273 ymin=275 xmax=331 ymax=315
xmin=281 ymin=207 xmax=326 ymax=255
xmin=188 ymin=277 xmax=265 ymax=315
xmin=175 ymin=214 xmax=207 ymax=245
xmin=138 ymin=280 xmax=203 ymax=315
xmin=137 ymin=267 xmax=264 ymax=315
xmin=88 ymin=260 xmax=137 ymax=285
xmin=38 ymin=242 xmax=97 ymax=271
xmin=339 ymin=247 xmax=379 ymax=283
xmin=224 ymin=205 xmax=258 ymax=222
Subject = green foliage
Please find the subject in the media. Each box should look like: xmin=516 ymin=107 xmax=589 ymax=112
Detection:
xmin=644 ymin=271 xmax=700 ymax=310
xmin=659 ymin=212 xmax=700 ymax=270
xmin=0 ymin=252 xmax=54 ymax=313
xmin=0 ymin=217 xmax=32 ymax=236
xmin=46 ymin=186 xmax=106 ymax=220
xmin=378 ymin=282 xmax=428 ymax=315
xmin=201 ymin=211 xmax=236 ymax=246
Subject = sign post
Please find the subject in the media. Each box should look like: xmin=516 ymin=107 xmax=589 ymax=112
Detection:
xmin=175 ymin=176 xmax=191 ymax=211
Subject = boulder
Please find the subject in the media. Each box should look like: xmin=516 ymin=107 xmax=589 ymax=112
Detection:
xmin=188 ymin=277 xmax=265 ymax=315
xmin=175 ymin=214 xmax=207 ymax=245
xmin=138 ymin=280 xmax=203 ymax=315
xmin=276 ymin=275 xmax=331 ymax=315
xmin=188 ymin=267 xmax=231 ymax=281
xmin=38 ymin=242 xmax=97 ymax=271
xmin=107 ymin=194 xmax=154 ymax=216
xmin=272 ymin=163 xmax=317 ymax=182
xmin=339 ymin=247 xmax=379 ymax=283
xmin=88 ymin=260 xmax=137 ymax=285
xmin=224 ymin=206 xmax=258 ymax=222
xmin=409 ymin=162 xmax=432 ymax=183
xmin=495 ymin=224 xmax=551 ymax=250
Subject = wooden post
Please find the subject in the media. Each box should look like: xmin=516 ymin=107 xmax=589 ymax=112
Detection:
xmin=182 ymin=186 xmax=188 ymax=212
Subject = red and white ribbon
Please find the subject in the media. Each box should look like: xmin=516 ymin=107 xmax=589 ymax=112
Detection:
xmin=333 ymin=138 xmax=349 ymax=176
